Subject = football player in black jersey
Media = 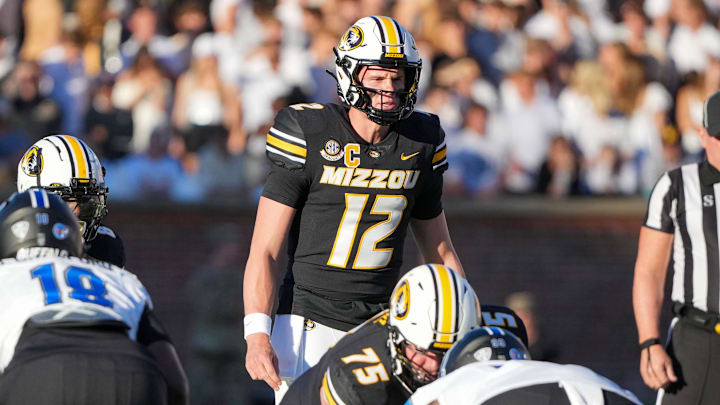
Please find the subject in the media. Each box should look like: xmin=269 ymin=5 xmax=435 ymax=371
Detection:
xmin=280 ymin=264 xmax=479 ymax=405
xmin=476 ymin=304 xmax=529 ymax=348
xmin=17 ymin=135 xmax=125 ymax=267
xmin=243 ymin=16 xmax=466 ymax=402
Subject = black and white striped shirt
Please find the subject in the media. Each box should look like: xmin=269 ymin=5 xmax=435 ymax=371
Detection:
xmin=645 ymin=160 xmax=720 ymax=314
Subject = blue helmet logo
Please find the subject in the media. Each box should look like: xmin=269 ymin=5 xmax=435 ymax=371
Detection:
xmin=52 ymin=223 xmax=70 ymax=240
xmin=509 ymin=348 xmax=527 ymax=360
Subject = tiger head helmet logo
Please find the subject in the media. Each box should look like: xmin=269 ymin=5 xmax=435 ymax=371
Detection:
xmin=20 ymin=146 xmax=43 ymax=177
xmin=391 ymin=280 xmax=410 ymax=320
xmin=339 ymin=26 xmax=364 ymax=51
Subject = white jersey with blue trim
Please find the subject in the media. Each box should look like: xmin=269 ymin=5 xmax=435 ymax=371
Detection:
xmin=407 ymin=360 xmax=641 ymax=405
xmin=0 ymin=256 xmax=151 ymax=372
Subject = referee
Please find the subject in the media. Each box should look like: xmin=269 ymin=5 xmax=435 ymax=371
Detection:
xmin=633 ymin=90 xmax=720 ymax=404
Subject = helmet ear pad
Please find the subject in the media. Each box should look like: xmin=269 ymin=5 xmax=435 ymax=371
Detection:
xmin=334 ymin=52 xmax=366 ymax=108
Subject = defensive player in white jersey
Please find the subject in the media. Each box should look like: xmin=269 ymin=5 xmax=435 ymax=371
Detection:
xmin=408 ymin=327 xmax=641 ymax=405
xmin=0 ymin=189 xmax=188 ymax=404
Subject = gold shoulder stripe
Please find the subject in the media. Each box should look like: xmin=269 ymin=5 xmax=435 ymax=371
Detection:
xmin=432 ymin=148 xmax=447 ymax=164
xmin=267 ymin=133 xmax=307 ymax=157
xmin=62 ymin=135 xmax=88 ymax=178
xmin=322 ymin=374 xmax=340 ymax=405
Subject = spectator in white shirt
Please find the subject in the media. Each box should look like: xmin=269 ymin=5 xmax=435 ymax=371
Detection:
xmin=445 ymin=102 xmax=504 ymax=197
xmin=499 ymin=69 xmax=561 ymax=193
xmin=667 ymin=0 xmax=720 ymax=76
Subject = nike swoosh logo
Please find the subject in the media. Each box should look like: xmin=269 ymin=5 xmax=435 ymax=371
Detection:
xmin=400 ymin=152 xmax=420 ymax=160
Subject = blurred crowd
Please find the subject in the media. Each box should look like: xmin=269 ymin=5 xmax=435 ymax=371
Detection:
xmin=0 ymin=0 xmax=718 ymax=202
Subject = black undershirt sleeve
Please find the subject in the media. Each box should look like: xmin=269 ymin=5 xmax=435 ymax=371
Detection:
xmin=261 ymin=164 xmax=311 ymax=208
xmin=136 ymin=305 xmax=172 ymax=346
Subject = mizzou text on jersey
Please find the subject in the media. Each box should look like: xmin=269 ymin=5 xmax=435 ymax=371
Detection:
xmin=264 ymin=103 xmax=448 ymax=330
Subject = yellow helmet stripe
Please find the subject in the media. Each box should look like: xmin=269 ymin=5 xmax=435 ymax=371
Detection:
xmin=435 ymin=264 xmax=456 ymax=343
xmin=378 ymin=16 xmax=400 ymax=54
xmin=266 ymin=133 xmax=307 ymax=157
xmin=61 ymin=135 xmax=88 ymax=178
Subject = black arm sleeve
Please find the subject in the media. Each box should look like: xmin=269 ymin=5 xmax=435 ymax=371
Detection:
xmin=261 ymin=164 xmax=311 ymax=208
xmin=136 ymin=306 xmax=172 ymax=346
xmin=85 ymin=228 xmax=126 ymax=268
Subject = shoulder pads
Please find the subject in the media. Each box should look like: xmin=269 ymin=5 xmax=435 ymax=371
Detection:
xmin=479 ymin=304 xmax=529 ymax=347
xmin=400 ymin=110 xmax=447 ymax=172
xmin=96 ymin=226 xmax=117 ymax=239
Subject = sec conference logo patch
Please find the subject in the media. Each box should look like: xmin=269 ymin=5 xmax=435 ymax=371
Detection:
xmin=321 ymin=139 xmax=344 ymax=161
xmin=391 ymin=280 xmax=410 ymax=320
xmin=304 ymin=320 xmax=316 ymax=331
xmin=21 ymin=146 xmax=43 ymax=177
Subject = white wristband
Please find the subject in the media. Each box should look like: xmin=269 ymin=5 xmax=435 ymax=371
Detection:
xmin=244 ymin=313 xmax=272 ymax=339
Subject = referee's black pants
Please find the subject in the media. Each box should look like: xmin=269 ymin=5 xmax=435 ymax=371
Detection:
xmin=660 ymin=317 xmax=720 ymax=405
xmin=0 ymin=322 xmax=168 ymax=405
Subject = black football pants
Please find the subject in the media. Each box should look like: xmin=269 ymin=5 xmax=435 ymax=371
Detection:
xmin=0 ymin=323 xmax=168 ymax=405
xmin=660 ymin=318 xmax=720 ymax=405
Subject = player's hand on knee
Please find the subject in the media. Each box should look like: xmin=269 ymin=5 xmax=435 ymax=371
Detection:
xmin=640 ymin=345 xmax=677 ymax=390
xmin=245 ymin=333 xmax=282 ymax=391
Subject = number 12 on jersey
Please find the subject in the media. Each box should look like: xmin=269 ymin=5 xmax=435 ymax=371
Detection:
xmin=328 ymin=193 xmax=407 ymax=269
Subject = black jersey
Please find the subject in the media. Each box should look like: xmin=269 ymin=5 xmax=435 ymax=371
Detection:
xmin=84 ymin=225 xmax=125 ymax=268
xmin=281 ymin=306 xmax=525 ymax=405
xmin=263 ymin=103 xmax=448 ymax=330
xmin=281 ymin=310 xmax=408 ymax=405
xmin=479 ymin=304 xmax=529 ymax=347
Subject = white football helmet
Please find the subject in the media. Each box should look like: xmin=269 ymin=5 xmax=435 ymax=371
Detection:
xmin=334 ymin=16 xmax=422 ymax=126
xmin=388 ymin=264 xmax=480 ymax=393
xmin=17 ymin=135 xmax=108 ymax=241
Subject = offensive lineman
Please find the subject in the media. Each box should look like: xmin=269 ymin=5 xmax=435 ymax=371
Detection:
xmin=280 ymin=264 xmax=479 ymax=405
xmin=243 ymin=16 xmax=465 ymax=401
xmin=0 ymin=189 xmax=188 ymax=404
xmin=17 ymin=135 xmax=125 ymax=267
